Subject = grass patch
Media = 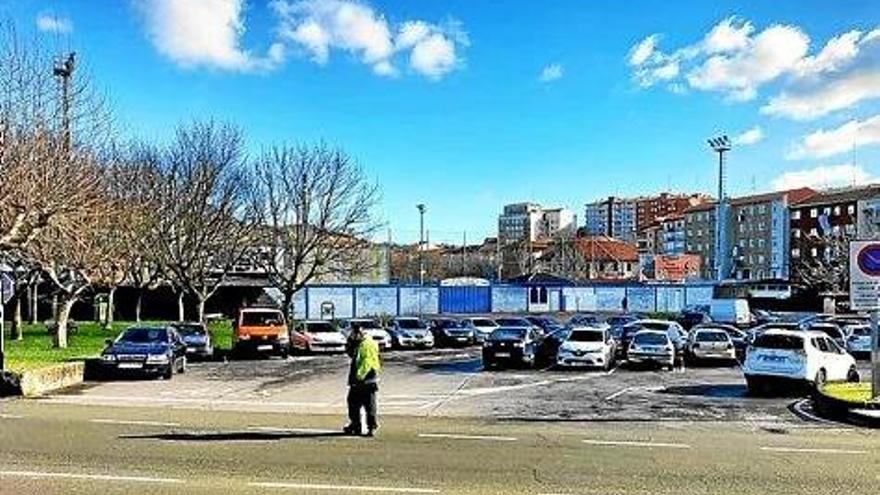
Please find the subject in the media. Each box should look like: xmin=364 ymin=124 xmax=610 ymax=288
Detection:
xmin=4 ymin=319 xmax=234 ymax=373
xmin=821 ymin=382 xmax=872 ymax=404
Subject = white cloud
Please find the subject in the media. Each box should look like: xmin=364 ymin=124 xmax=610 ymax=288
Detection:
xmin=36 ymin=13 xmax=73 ymax=34
xmin=733 ymin=126 xmax=764 ymax=146
xmin=772 ymin=164 xmax=874 ymax=190
xmin=788 ymin=115 xmax=880 ymax=160
xmin=271 ymin=0 xmax=467 ymax=80
xmin=135 ymin=0 xmax=279 ymax=72
xmin=538 ymin=63 xmax=563 ymax=83
xmin=629 ymin=18 xmax=880 ymax=118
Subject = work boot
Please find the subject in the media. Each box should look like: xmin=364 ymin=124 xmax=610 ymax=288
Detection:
xmin=343 ymin=424 xmax=361 ymax=436
xmin=365 ymin=426 xmax=378 ymax=437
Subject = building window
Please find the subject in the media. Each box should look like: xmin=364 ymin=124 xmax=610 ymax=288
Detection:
xmin=823 ymin=207 xmax=831 ymax=215
xmin=810 ymin=208 xmax=818 ymax=218
xmin=810 ymin=228 xmax=818 ymax=236
xmin=792 ymin=210 xmax=801 ymax=220
xmin=811 ymin=247 xmax=818 ymax=257
xmin=793 ymin=229 xmax=801 ymax=238
xmin=758 ymin=254 xmax=765 ymax=264
xmin=792 ymin=248 xmax=800 ymax=258
xmin=833 ymin=206 xmax=841 ymax=215
xmin=848 ymin=204 xmax=856 ymax=215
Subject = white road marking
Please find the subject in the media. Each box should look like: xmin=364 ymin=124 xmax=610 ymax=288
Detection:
xmin=605 ymin=365 xmax=617 ymax=375
xmin=246 ymin=426 xmax=339 ymax=435
xmin=418 ymin=433 xmax=518 ymax=442
xmin=0 ymin=470 xmax=183 ymax=484
xmin=582 ymin=439 xmax=691 ymax=449
xmin=760 ymin=446 xmax=867 ymax=455
xmin=249 ymin=481 xmax=440 ymax=493
xmin=90 ymin=418 xmax=180 ymax=427
xmin=0 ymin=413 xmax=23 ymax=419
xmin=603 ymin=387 xmax=633 ymax=401
xmin=46 ymin=395 xmax=332 ymax=408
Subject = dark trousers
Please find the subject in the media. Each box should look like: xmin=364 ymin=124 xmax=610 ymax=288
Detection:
xmin=347 ymin=383 xmax=378 ymax=430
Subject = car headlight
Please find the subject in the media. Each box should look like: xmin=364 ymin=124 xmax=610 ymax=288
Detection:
xmin=278 ymin=332 xmax=290 ymax=342
xmin=101 ymin=354 xmax=116 ymax=362
xmin=238 ymin=334 xmax=251 ymax=341
xmin=146 ymin=354 xmax=170 ymax=364
xmin=513 ymin=342 xmax=525 ymax=348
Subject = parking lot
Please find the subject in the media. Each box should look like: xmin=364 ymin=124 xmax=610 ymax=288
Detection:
xmin=42 ymin=344 xmax=869 ymax=425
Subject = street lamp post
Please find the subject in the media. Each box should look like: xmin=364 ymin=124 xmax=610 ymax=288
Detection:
xmin=417 ymin=204 xmax=426 ymax=285
xmin=707 ymin=135 xmax=732 ymax=281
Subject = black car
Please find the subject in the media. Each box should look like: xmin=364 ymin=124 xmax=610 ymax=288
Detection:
xmin=100 ymin=326 xmax=187 ymax=379
xmin=525 ymin=315 xmax=565 ymax=335
xmin=569 ymin=313 xmax=603 ymax=327
xmin=171 ymin=322 xmax=214 ymax=359
xmin=607 ymin=314 xmax=639 ymax=342
xmin=676 ymin=310 xmax=712 ymax=331
xmin=482 ymin=327 xmax=540 ymax=369
xmin=535 ymin=327 xmax=571 ymax=367
xmin=430 ymin=318 xmax=475 ymax=346
xmin=494 ymin=317 xmax=542 ymax=335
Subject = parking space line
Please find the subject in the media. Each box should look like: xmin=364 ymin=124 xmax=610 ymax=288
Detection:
xmin=0 ymin=413 xmax=23 ymax=419
xmin=0 ymin=470 xmax=183 ymax=484
xmin=582 ymin=439 xmax=691 ymax=449
xmin=249 ymin=481 xmax=440 ymax=493
xmin=759 ymin=446 xmax=867 ymax=455
xmin=90 ymin=418 xmax=181 ymax=427
xmin=418 ymin=433 xmax=518 ymax=442
xmin=603 ymin=387 xmax=633 ymax=402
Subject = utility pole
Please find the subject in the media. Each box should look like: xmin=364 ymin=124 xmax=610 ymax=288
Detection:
xmin=417 ymin=204 xmax=426 ymax=285
xmin=708 ymin=135 xmax=731 ymax=282
xmin=461 ymin=231 xmax=467 ymax=276
xmin=53 ymin=52 xmax=76 ymax=152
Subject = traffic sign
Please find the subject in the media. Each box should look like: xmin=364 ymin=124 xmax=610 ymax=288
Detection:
xmin=850 ymin=241 xmax=880 ymax=310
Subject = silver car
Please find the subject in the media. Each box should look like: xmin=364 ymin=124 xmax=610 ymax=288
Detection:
xmin=627 ymin=330 xmax=675 ymax=370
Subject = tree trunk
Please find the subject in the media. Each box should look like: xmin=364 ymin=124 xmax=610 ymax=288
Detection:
xmin=51 ymin=294 xmax=58 ymax=326
xmin=12 ymin=294 xmax=22 ymax=341
xmin=135 ymin=289 xmax=143 ymax=323
xmin=53 ymin=297 xmax=75 ymax=349
xmin=106 ymin=286 xmax=116 ymax=328
xmin=177 ymin=291 xmax=185 ymax=322
xmin=29 ymin=282 xmax=38 ymax=324
xmin=283 ymin=291 xmax=294 ymax=320
xmin=197 ymin=297 xmax=206 ymax=323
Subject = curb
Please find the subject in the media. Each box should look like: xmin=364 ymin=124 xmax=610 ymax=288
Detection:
xmin=810 ymin=385 xmax=880 ymax=428
xmin=18 ymin=362 xmax=85 ymax=397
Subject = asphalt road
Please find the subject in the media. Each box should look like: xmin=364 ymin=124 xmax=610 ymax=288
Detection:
xmin=0 ymin=401 xmax=877 ymax=495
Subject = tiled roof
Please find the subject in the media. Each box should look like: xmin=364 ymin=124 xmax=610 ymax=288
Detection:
xmin=573 ymin=236 xmax=639 ymax=262
xmin=728 ymin=187 xmax=816 ymax=206
xmin=793 ymin=184 xmax=880 ymax=208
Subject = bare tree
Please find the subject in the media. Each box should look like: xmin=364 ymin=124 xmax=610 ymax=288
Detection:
xmin=250 ymin=144 xmax=380 ymax=314
xmin=149 ymin=121 xmax=254 ymax=322
xmin=793 ymin=231 xmax=852 ymax=294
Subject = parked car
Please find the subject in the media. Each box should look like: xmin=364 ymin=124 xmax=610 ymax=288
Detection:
xmin=555 ymin=327 xmax=616 ymax=370
xmin=693 ymin=323 xmax=747 ymax=361
xmin=429 ymin=318 xmax=475 ymax=346
xmin=685 ymin=327 xmax=737 ymax=365
xmin=482 ymin=327 xmax=540 ymax=369
xmin=290 ymin=320 xmax=347 ymax=353
xmin=743 ymin=329 xmax=859 ymax=394
xmin=386 ymin=317 xmax=435 ymax=349
xmin=171 ymin=322 xmax=214 ymax=360
xmin=494 ymin=317 xmax=542 ymax=335
xmin=535 ymin=327 xmax=571 ymax=367
xmin=745 ymin=322 xmax=802 ymax=344
xmin=464 ymin=317 xmax=500 ymax=343
xmin=233 ymin=307 xmax=290 ymax=358
xmin=807 ymin=322 xmax=847 ymax=348
xmin=709 ymin=298 xmax=752 ymax=327
xmin=100 ymin=326 xmax=187 ymax=379
xmin=340 ymin=318 xmax=392 ymax=350
xmin=568 ymin=313 xmax=605 ymax=327
xmin=607 ymin=314 xmax=640 ymax=343
xmin=845 ymin=324 xmax=872 ymax=358
xmin=525 ymin=315 xmax=565 ymax=335
xmin=626 ymin=330 xmax=676 ymax=370
xmin=620 ymin=319 xmax=687 ymax=357
xmin=676 ymin=310 xmax=712 ymax=331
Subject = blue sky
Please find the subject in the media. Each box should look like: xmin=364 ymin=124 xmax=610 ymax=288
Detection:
xmin=4 ymin=1 xmax=880 ymax=243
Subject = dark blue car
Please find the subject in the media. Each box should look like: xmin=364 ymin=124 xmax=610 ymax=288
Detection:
xmin=100 ymin=326 xmax=187 ymax=379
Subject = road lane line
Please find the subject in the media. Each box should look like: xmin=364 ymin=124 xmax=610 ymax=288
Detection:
xmin=760 ymin=446 xmax=867 ymax=455
xmin=0 ymin=470 xmax=183 ymax=484
xmin=582 ymin=439 xmax=691 ymax=449
xmin=603 ymin=386 xmax=633 ymax=401
xmin=249 ymin=482 xmax=439 ymax=493
xmin=418 ymin=433 xmax=518 ymax=442
xmin=0 ymin=413 xmax=23 ymax=419
xmin=90 ymin=418 xmax=180 ymax=427
xmin=45 ymin=395 xmax=333 ymax=408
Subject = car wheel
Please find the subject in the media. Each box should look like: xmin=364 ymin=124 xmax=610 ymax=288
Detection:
xmin=746 ymin=377 xmax=763 ymax=396
xmin=162 ymin=365 xmax=173 ymax=380
xmin=815 ymin=369 xmax=827 ymax=388
xmin=847 ymin=366 xmax=860 ymax=383
xmin=666 ymin=363 xmax=674 ymax=371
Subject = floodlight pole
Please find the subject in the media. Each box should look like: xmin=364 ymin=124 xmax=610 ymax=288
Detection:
xmin=708 ymin=136 xmax=731 ymax=281
xmin=417 ymin=204 xmax=426 ymax=286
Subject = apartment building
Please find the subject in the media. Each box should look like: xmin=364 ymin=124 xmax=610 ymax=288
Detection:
xmin=660 ymin=214 xmax=686 ymax=255
xmin=683 ymin=202 xmax=717 ymax=279
xmin=584 ymin=196 xmax=637 ymax=241
xmin=498 ymin=203 xmax=543 ymax=243
xmin=636 ymin=192 xmax=712 ymax=232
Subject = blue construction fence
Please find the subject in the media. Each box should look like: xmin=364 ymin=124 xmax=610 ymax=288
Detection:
xmin=281 ymin=283 xmax=715 ymax=320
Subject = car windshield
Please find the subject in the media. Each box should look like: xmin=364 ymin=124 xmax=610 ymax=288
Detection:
xmin=850 ymin=326 xmax=870 ymax=336
xmin=569 ymin=330 xmax=604 ymax=342
xmin=306 ymin=322 xmax=336 ymax=333
xmin=435 ymin=319 xmax=464 ymax=328
xmin=489 ymin=328 xmax=527 ymax=341
xmin=695 ymin=331 xmax=728 ymax=342
xmin=119 ymin=327 xmax=167 ymax=343
xmin=173 ymin=324 xmax=205 ymax=336
xmin=633 ymin=333 xmax=667 ymax=346
xmin=639 ymin=322 xmax=670 ymax=331
xmin=812 ymin=326 xmax=843 ymax=339
xmin=472 ymin=319 xmax=496 ymax=327
xmin=397 ymin=319 xmax=426 ymax=329
xmin=495 ymin=318 xmax=531 ymax=327
xmin=608 ymin=316 xmax=634 ymax=326
xmin=241 ymin=311 xmax=284 ymax=326
xmin=350 ymin=320 xmax=380 ymax=330
xmin=754 ymin=334 xmax=804 ymax=350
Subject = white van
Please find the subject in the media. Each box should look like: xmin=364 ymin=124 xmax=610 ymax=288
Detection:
xmin=709 ymin=299 xmax=751 ymax=327
xmin=742 ymin=329 xmax=858 ymax=394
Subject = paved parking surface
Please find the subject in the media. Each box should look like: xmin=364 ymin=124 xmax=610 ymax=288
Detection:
xmin=41 ymin=347 xmax=871 ymax=424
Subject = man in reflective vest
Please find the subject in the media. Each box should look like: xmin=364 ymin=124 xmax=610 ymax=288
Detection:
xmin=343 ymin=326 xmax=381 ymax=437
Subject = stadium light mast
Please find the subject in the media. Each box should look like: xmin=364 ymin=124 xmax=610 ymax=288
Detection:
xmin=417 ymin=204 xmax=426 ymax=285
xmin=708 ymin=135 xmax=732 ymax=281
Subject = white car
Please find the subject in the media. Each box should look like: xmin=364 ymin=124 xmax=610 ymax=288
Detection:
xmin=685 ymin=327 xmax=737 ymax=364
xmin=845 ymin=324 xmax=871 ymax=358
xmin=626 ymin=330 xmax=675 ymax=370
xmin=555 ymin=327 xmax=616 ymax=370
xmin=464 ymin=317 xmax=500 ymax=343
xmin=342 ymin=319 xmax=392 ymax=350
xmin=743 ymin=329 xmax=859 ymax=394
xmin=387 ymin=317 xmax=435 ymax=349
xmin=290 ymin=320 xmax=347 ymax=353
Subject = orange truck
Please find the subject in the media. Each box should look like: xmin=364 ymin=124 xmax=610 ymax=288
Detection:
xmin=233 ymin=307 xmax=290 ymax=357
